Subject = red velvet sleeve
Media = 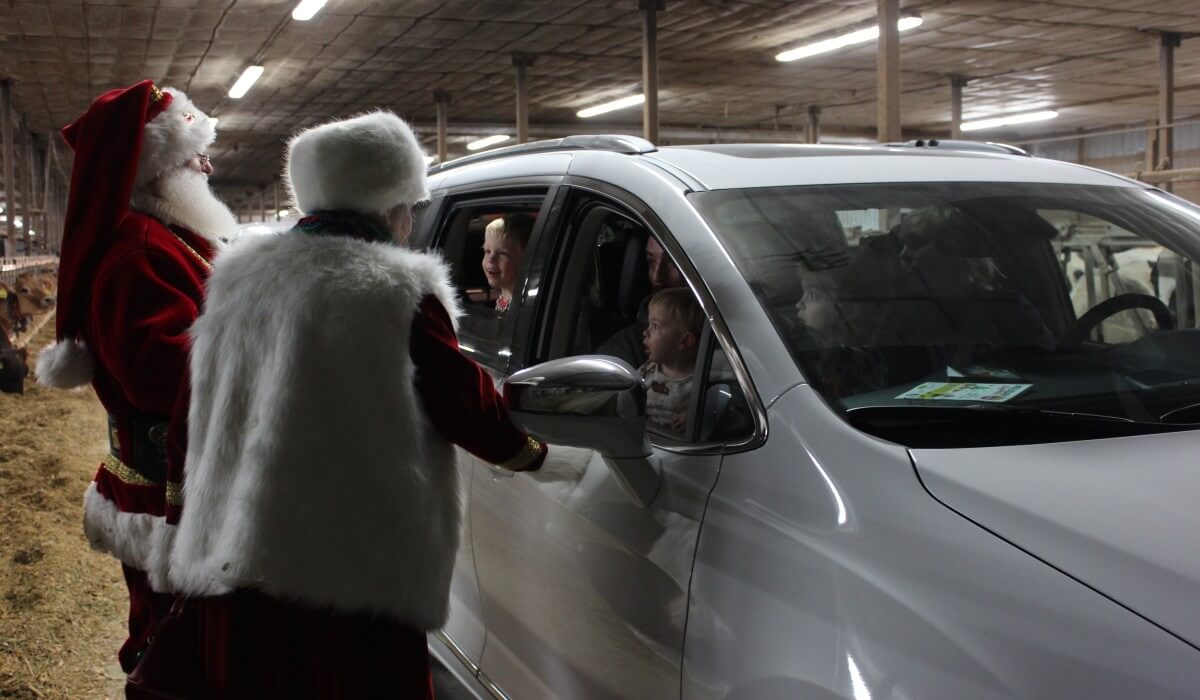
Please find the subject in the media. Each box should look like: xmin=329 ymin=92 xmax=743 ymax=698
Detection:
xmin=90 ymin=248 xmax=203 ymax=415
xmin=411 ymin=295 xmax=546 ymax=470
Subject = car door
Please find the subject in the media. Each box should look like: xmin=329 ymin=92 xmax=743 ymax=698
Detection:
xmin=470 ymin=188 xmax=756 ymax=699
xmin=418 ymin=186 xmax=559 ymax=672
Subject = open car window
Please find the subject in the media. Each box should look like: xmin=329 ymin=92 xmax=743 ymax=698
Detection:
xmin=543 ymin=196 xmax=752 ymax=445
xmin=435 ymin=196 xmax=545 ymax=372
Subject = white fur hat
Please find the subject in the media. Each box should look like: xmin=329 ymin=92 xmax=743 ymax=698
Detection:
xmin=285 ymin=110 xmax=429 ymax=215
xmin=136 ymin=87 xmax=218 ymax=189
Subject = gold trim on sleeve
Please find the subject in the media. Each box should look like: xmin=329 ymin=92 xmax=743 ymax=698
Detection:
xmin=497 ymin=436 xmax=544 ymax=472
xmin=166 ymin=481 xmax=184 ymax=507
xmin=149 ymin=84 xmax=165 ymax=104
xmin=101 ymin=454 xmax=157 ymax=487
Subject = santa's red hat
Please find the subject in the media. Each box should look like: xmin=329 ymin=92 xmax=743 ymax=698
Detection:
xmin=37 ymin=80 xmax=218 ymax=389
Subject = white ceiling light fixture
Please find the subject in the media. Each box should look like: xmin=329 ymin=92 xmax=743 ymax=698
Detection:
xmin=775 ymin=16 xmax=924 ymax=62
xmin=577 ymin=94 xmax=646 ymax=119
xmin=277 ymin=209 xmax=291 ymax=218
xmin=466 ymin=134 xmax=511 ymax=151
xmin=960 ymin=109 xmax=1059 ymax=132
xmin=228 ymin=65 xmax=264 ymax=99
xmin=291 ymin=0 xmax=328 ymax=21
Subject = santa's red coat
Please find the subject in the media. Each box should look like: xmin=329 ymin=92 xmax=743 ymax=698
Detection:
xmin=78 ymin=212 xmax=214 ymax=672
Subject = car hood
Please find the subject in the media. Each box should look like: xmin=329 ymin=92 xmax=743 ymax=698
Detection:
xmin=912 ymin=429 xmax=1200 ymax=648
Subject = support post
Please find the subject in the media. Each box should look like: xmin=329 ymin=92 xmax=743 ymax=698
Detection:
xmin=1145 ymin=118 xmax=1158 ymax=173
xmin=876 ymin=0 xmax=901 ymax=142
xmin=949 ymin=75 xmax=966 ymax=139
xmin=433 ymin=90 xmax=450 ymax=164
xmin=640 ymin=0 xmax=664 ymax=145
xmin=20 ymin=115 xmax=34 ymax=255
xmin=1158 ymin=32 xmax=1181 ymax=187
xmin=513 ymin=53 xmax=534 ymax=144
xmin=274 ymin=181 xmax=280 ymax=221
xmin=1 ymin=80 xmax=14 ymax=257
xmin=40 ymin=134 xmax=50 ymax=252
xmin=259 ymin=187 xmax=266 ymax=222
xmin=807 ymin=105 xmax=822 ymax=144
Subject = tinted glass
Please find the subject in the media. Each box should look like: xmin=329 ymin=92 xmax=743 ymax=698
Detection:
xmin=692 ymin=183 xmax=1200 ymax=446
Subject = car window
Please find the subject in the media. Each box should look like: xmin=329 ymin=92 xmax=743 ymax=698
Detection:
xmin=542 ymin=196 xmax=748 ymax=444
xmin=694 ymin=334 xmax=755 ymax=444
xmin=692 ymin=182 xmax=1200 ymax=447
xmin=435 ymin=196 xmax=545 ymax=372
xmin=1045 ymin=209 xmax=1180 ymax=344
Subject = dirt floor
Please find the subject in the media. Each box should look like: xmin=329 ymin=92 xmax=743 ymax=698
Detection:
xmin=0 ymin=317 xmax=127 ymax=699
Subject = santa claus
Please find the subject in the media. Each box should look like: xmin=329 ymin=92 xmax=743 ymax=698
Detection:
xmin=35 ymin=80 xmax=235 ymax=673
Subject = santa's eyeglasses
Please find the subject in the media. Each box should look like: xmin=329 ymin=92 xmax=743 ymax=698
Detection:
xmin=196 ymin=154 xmax=211 ymax=167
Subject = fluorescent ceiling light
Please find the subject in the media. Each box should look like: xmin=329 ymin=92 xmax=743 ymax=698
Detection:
xmin=291 ymin=0 xmax=327 ymax=21
xmin=246 ymin=224 xmax=273 ymax=235
xmin=577 ymin=94 xmax=645 ymax=118
xmin=960 ymin=110 xmax=1058 ymax=132
xmin=277 ymin=209 xmax=291 ymax=218
xmin=776 ymin=16 xmax=923 ymax=62
xmin=466 ymin=134 xmax=511 ymax=151
xmin=228 ymin=65 xmax=264 ymax=99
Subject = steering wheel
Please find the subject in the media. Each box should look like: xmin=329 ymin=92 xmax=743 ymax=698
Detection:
xmin=1056 ymin=293 xmax=1174 ymax=350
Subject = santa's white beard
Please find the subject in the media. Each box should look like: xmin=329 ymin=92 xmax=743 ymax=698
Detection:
xmin=131 ymin=167 xmax=238 ymax=244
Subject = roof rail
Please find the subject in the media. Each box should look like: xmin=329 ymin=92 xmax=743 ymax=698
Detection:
xmin=886 ymin=138 xmax=1030 ymax=157
xmin=427 ymin=134 xmax=656 ymax=175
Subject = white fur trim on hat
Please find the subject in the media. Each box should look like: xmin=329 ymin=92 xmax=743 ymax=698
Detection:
xmin=136 ymin=87 xmax=218 ymax=189
xmin=35 ymin=339 xmax=93 ymax=388
xmin=285 ymin=110 xmax=429 ymax=215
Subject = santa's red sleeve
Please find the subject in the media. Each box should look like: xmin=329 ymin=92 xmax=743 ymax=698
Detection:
xmin=411 ymin=294 xmax=547 ymax=471
xmin=90 ymin=248 xmax=203 ymax=416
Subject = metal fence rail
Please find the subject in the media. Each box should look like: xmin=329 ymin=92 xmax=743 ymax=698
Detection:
xmin=0 ymin=255 xmax=57 ymax=286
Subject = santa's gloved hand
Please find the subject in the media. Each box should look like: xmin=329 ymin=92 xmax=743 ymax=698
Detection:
xmin=521 ymin=444 xmax=592 ymax=483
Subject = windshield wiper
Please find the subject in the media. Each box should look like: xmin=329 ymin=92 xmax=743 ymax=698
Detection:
xmin=846 ymin=404 xmax=1192 ymax=448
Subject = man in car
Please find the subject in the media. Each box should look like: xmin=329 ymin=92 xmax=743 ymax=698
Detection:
xmin=596 ymin=236 xmax=686 ymax=367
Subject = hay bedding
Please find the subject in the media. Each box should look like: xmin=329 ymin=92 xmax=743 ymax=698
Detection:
xmin=0 ymin=318 xmax=126 ymax=699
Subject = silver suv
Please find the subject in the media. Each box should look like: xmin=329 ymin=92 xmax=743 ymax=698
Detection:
xmin=414 ymin=136 xmax=1200 ymax=699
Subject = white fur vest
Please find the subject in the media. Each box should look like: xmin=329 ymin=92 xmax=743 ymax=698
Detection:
xmin=165 ymin=231 xmax=464 ymax=630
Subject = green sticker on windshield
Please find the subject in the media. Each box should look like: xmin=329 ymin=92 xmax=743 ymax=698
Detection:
xmin=896 ymin=382 xmax=1031 ymax=402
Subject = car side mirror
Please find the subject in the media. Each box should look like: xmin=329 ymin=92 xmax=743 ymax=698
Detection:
xmin=503 ymin=355 xmax=661 ymax=507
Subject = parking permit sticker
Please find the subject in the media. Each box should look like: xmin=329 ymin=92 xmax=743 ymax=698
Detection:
xmin=896 ymin=382 xmax=1032 ymax=402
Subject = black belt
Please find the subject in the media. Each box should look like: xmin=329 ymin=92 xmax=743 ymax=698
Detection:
xmin=108 ymin=413 xmax=169 ymax=485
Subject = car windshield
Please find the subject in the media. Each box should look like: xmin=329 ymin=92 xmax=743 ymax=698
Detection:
xmin=692 ymin=182 xmax=1200 ymax=448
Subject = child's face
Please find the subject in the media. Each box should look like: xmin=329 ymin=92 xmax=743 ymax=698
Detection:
xmin=482 ymin=231 xmax=524 ymax=294
xmin=643 ymin=305 xmax=693 ymax=366
xmin=795 ymin=278 xmax=839 ymax=336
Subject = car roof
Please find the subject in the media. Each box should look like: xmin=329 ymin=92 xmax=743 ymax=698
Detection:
xmin=642 ymin=143 xmax=1141 ymax=191
xmin=427 ymin=136 xmax=1144 ymax=193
